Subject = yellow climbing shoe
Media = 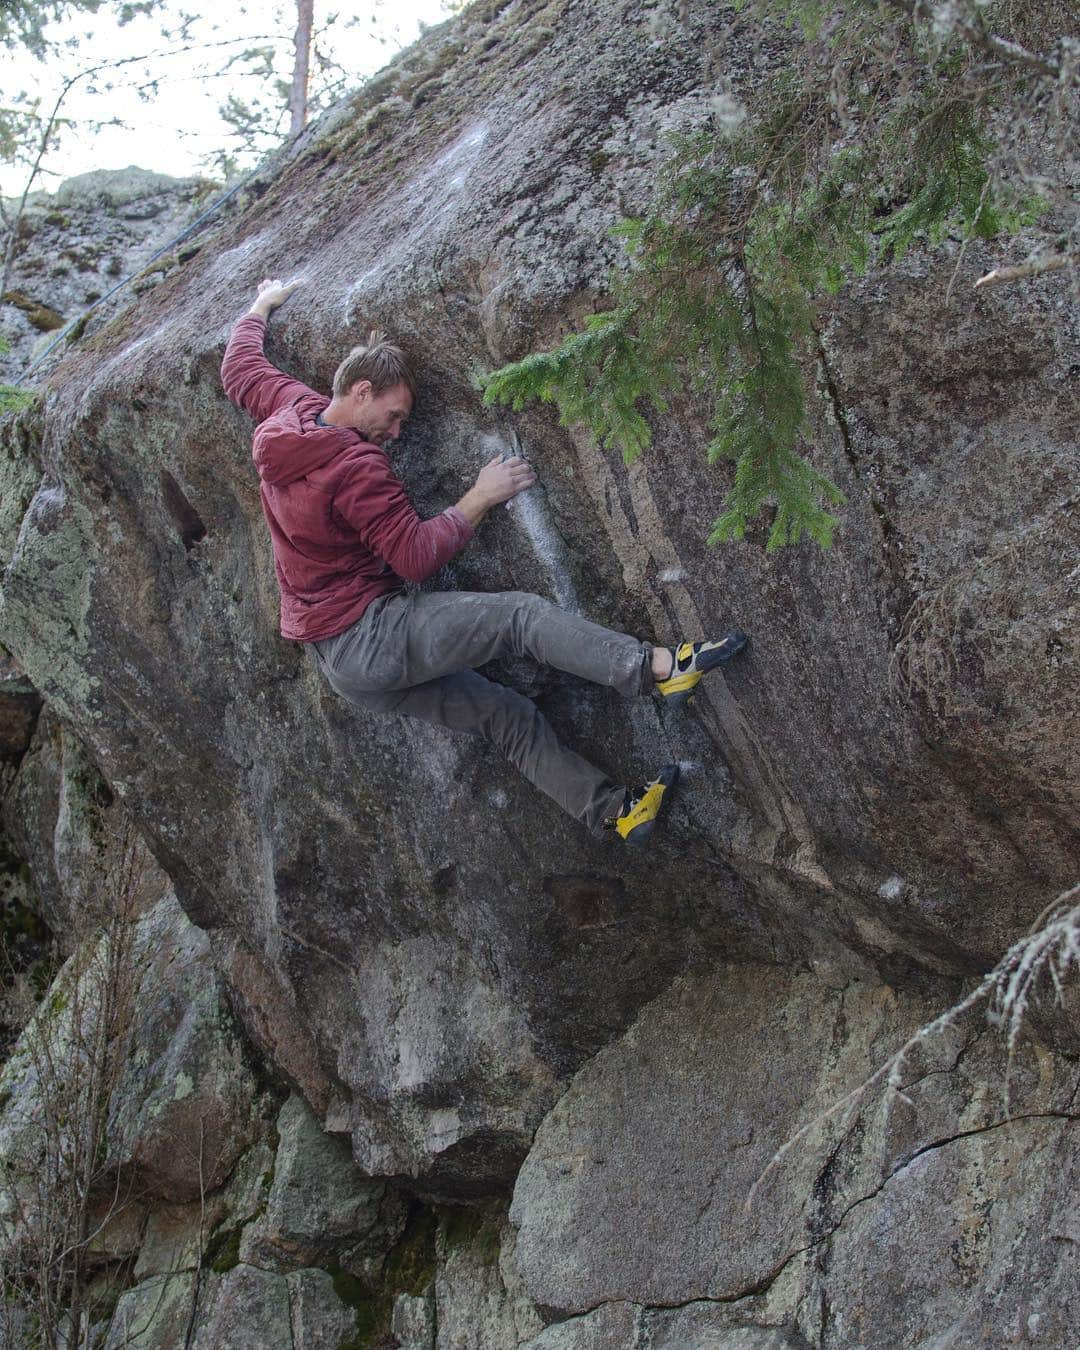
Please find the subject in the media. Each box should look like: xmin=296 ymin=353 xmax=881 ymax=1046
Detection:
xmin=654 ymin=630 xmax=749 ymax=708
xmin=610 ymin=764 xmax=680 ymax=849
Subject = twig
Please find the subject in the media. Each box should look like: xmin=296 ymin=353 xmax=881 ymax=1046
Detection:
xmin=746 ymin=884 xmax=1080 ymax=1212
xmin=884 ymin=0 xmax=1065 ymax=80
xmin=945 ymin=174 xmax=991 ymax=306
xmin=0 ymin=30 xmax=288 ymax=301
xmin=0 ymin=86 xmax=70 ymax=299
xmin=184 ymin=1115 xmax=208 ymax=1350
xmin=975 ymin=251 xmax=1073 ymax=288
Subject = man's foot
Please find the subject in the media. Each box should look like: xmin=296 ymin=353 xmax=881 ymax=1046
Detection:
xmin=655 ymin=630 xmax=749 ymax=708
xmin=608 ymin=764 xmax=680 ymax=849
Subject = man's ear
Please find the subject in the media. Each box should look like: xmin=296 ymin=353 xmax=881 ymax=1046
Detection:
xmin=349 ymin=379 xmax=373 ymax=404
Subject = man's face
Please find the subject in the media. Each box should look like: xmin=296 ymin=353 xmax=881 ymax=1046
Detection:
xmin=350 ymin=380 xmax=413 ymax=447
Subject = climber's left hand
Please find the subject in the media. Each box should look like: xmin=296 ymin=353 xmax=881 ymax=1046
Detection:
xmin=249 ymin=277 xmax=305 ymax=317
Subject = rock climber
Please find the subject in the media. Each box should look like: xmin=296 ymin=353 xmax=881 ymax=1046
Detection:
xmin=221 ymin=277 xmax=748 ymax=847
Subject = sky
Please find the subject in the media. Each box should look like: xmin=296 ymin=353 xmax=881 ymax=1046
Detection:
xmin=0 ymin=0 xmax=453 ymax=197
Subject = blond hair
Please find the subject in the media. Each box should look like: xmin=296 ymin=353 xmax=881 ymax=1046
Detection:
xmin=332 ymin=329 xmax=418 ymax=400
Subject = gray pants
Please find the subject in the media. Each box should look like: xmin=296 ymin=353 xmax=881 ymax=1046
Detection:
xmin=307 ymin=590 xmax=655 ymax=835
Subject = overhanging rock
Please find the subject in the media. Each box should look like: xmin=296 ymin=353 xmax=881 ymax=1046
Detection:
xmin=0 ymin=0 xmax=1076 ymax=1191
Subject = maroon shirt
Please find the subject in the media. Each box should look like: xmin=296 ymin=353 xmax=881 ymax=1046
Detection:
xmin=221 ymin=314 xmax=473 ymax=641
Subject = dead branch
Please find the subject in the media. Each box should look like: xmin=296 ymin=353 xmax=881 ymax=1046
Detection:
xmin=746 ymin=883 xmax=1080 ymax=1212
xmin=975 ymin=250 xmax=1074 ymax=288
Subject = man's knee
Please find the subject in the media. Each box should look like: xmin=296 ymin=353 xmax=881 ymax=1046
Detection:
xmin=504 ymin=589 xmax=554 ymax=642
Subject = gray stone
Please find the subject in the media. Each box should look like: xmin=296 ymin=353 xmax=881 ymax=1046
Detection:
xmin=0 ymin=889 xmax=264 ymax=1254
xmin=497 ymin=1220 xmax=546 ymax=1347
xmin=0 ymin=647 xmax=40 ymax=763
xmin=510 ymin=966 xmax=933 ymax=1311
xmin=189 ymin=1263 xmax=292 ymax=1350
xmin=54 ymin=167 xmax=201 ymax=209
xmin=817 ymin=1117 xmax=1080 ymax=1349
xmin=84 ymin=1198 xmax=148 ymax=1266
xmin=105 ymin=1272 xmax=198 ymax=1350
xmin=341 ymin=936 xmax=559 ymax=1186
xmin=510 ymin=961 xmax=1080 ymax=1344
xmin=216 ymin=1133 xmax=278 ymax=1234
xmin=286 ymin=1267 xmax=359 ymax=1347
xmin=523 ymin=1303 xmax=642 ymax=1350
xmin=1 ymin=168 xmax=210 ymax=383
xmin=1 ymin=706 xmax=66 ymax=934
xmin=240 ymin=1090 xmax=404 ymax=1270
xmin=646 ymin=1310 xmax=811 ymax=1349
xmin=106 ymin=1257 xmax=358 ymax=1348
xmin=106 ymin=893 xmax=265 ymax=1199
xmin=133 ymin=1200 xmax=214 ymax=1280
xmin=0 ymin=704 xmax=164 ymax=941
xmin=393 ymin=1291 xmax=436 ymax=1349
xmin=435 ymin=1211 xmax=543 ymax=1349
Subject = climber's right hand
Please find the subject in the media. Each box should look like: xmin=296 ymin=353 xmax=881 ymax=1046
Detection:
xmin=474 ymin=454 xmax=536 ymax=507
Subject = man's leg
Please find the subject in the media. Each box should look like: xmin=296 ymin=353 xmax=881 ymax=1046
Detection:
xmin=316 ymin=591 xmax=654 ymax=702
xmin=310 ymin=590 xmax=742 ymax=842
xmin=322 ymin=664 xmax=626 ymax=835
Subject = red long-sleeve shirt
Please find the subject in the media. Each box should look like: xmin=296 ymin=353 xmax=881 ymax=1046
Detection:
xmin=221 ymin=314 xmax=473 ymax=641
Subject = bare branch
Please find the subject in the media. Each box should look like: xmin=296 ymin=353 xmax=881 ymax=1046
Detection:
xmin=747 ymin=883 xmax=1080 ymax=1213
xmin=883 ymin=0 xmax=1066 ymax=79
xmin=975 ymin=250 xmax=1074 ymax=289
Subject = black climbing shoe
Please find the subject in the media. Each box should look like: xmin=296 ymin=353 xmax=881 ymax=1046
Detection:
xmin=608 ymin=763 xmax=680 ymax=849
xmin=654 ymin=630 xmax=749 ymax=708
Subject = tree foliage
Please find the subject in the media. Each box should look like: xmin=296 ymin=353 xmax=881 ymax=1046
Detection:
xmin=205 ymin=3 xmax=393 ymax=174
xmin=0 ymin=0 xmax=160 ymax=60
xmin=482 ymin=0 xmax=1076 ymax=551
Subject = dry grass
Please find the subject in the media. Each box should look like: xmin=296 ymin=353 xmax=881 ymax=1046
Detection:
xmin=747 ymin=882 xmax=1080 ymax=1212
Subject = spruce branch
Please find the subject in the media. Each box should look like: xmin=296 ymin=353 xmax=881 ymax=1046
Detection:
xmin=483 ymin=0 xmax=1071 ymax=553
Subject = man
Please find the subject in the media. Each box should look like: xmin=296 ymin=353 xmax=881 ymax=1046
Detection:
xmin=221 ymin=277 xmax=748 ymax=848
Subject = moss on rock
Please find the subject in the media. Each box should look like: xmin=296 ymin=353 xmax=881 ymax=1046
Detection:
xmin=2 ymin=290 xmax=65 ymax=332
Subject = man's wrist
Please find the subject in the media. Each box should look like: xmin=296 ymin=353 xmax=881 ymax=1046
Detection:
xmin=248 ymin=302 xmax=272 ymax=319
xmin=454 ymin=485 xmax=493 ymax=528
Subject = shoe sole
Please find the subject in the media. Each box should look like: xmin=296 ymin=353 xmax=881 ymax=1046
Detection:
xmin=625 ymin=763 xmax=680 ymax=850
xmin=695 ymin=629 xmax=750 ymax=673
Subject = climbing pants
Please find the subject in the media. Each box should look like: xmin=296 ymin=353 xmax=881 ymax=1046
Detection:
xmin=307 ymin=590 xmax=655 ymax=835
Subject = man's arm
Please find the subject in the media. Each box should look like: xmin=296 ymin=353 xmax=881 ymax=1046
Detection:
xmin=221 ymin=277 xmax=314 ymax=423
xmin=334 ymin=452 xmax=536 ymax=582
xmin=334 ymin=451 xmax=475 ymax=583
xmin=452 ymin=455 xmax=536 ymax=528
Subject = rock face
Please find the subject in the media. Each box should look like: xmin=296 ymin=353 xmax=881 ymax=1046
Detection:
xmin=1 ymin=167 xmax=215 ymax=383
xmin=0 ymin=0 xmax=1077 ymax=1344
xmin=0 ymin=888 xmax=265 ymax=1241
xmin=511 ymin=964 xmax=1080 ymax=1345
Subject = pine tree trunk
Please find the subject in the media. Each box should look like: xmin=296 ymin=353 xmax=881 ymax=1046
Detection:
xmin=288 ymin=0 xmax=315 ymax=136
